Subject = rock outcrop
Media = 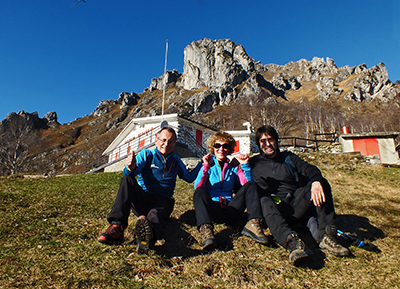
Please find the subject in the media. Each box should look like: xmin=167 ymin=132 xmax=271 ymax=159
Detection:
xmin=117 ymin=92 xmax=139 ymax=108
xmin=178 ymin=38 xmax=256 ymax=90
xmin=342 ymin=62 xmax=394 ymax=102
xmin=93 ymin=100 xmax=114 ymax=117
xmin=43 ymin=111 xmax=59 ymax=128
xmin=0 ymin=110 xmax=55 ymax=133
xmin=147 ymin=69 xmax=180 ymax=92
xmin=275 ymin=57 xmax=396 ymax=102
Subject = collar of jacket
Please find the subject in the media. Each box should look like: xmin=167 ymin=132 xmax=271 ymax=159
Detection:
xmin=154 ymin=147 xmax=175 ymax=161
xmin=211 ymin=154 xmax=230 ymax=164
xmin=259 ymin=151 xmax=282 ymax=161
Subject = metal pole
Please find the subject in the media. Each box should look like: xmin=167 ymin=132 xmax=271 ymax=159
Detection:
xmin=161 ymin=40 xmax=168 ymax=120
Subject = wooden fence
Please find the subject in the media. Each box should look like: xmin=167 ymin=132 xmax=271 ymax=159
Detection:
xmin=279 ymin=132 xmax=338 ymax=150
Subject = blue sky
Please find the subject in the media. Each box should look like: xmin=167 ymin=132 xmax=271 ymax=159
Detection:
xmin=1 ymin=0 xmax=399 ymax=124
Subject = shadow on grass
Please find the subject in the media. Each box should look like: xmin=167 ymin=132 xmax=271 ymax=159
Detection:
xmin=152 ymin=216 xmax=204 ymax=259
xmin=166 ymin=210 xmax=326 ymax=269
xmin=293 ymin=225 xmax=326 ymax=269
xmin=180 ymin=209 xmax=250 ymax=252
xmin=128 ymin=212 xmax=384 ymax=268
xmin=335 ymin=214 xmax=385 ymax=241
xmin=291 ymin=213 xmax=384 ymax=269
xmin=151 ymin=210 xmax=247 ymax=259
xmin=179 ymin=209 xmax=197 ymax=226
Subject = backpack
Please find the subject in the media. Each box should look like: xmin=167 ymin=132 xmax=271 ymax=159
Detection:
xmin=282 ymin=151 xmax=309 ymax=187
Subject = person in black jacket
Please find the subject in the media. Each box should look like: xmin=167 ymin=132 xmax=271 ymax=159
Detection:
xmin=249 ymin=125 xmax=350 ymax=265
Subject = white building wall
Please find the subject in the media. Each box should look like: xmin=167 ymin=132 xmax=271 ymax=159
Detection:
xmin=339 ymin=136 xmax=354 ymax=153
xmin=105 ymin=159 xmax=128 ymax=172
xmin=226 ymin=131 xmax=257 ymax=155
xmin=378 ymin=138 xmax=399 ymax=164
xmin=177 ymin=120 xmax=215 ymax=156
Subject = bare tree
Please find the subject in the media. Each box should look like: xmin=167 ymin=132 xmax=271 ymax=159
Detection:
xmin=0 ymin=116 xmax=39 ymax=175
xmin=259 ymin=100 xmax=296 ymax=136
xmin=294 ymin=99 xmax=345 ymax=138
xmin=233 ymin=91 xmax=265 ymax=130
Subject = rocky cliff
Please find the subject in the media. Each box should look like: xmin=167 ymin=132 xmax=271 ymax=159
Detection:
xmin=144 ymin=38 xmax=398 ymax=117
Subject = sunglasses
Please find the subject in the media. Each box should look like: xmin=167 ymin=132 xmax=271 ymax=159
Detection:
xmin=213 ymin=143 xmax=229 ymax=150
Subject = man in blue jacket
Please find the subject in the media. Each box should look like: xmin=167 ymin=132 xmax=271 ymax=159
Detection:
xmin=250 ymin=125 xmax=350 ymax=265
xmin=98 ymin=126 xmax=201 ymax=254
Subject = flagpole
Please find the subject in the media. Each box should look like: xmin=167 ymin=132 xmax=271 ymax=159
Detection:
xmin=161 ymin=40 xmax=168 ymax=120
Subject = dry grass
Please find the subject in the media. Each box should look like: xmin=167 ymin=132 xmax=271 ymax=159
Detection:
xmin=1 ymin=153 xmax=400 ymax=288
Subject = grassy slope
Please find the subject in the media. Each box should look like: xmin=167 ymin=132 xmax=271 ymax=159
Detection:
xmin=1 ymin=153 xmax=400 ymax=288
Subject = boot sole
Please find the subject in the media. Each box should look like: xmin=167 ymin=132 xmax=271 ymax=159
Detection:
xmin=241 ymin=227 xmax=269 ymax=245
xmin=202 ymin=238 xmax=216 ymax=251
xmin=289 ymin=247 xmax=309 ymax=265
xmin=135 ymin=216 xmax=153 ymax=254
xmin=290 ymin=252 xmax=309 ymax=266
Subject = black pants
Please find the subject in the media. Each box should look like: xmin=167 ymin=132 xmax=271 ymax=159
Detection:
xmin=107 ymin=175 xmax=175 ymax=240
xmin=260 ymin=178 xmax=335 ymax=246
xmin=193 ymin=181 xmax=262 ymax=227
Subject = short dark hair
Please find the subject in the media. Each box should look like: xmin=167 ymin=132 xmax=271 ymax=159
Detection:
xmin=255 ymin=125 xmax=279 ymax=151
xmin=158 ymin=126 xmax=177 ymax=141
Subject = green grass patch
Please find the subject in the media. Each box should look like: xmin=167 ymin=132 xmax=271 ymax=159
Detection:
xmin=1 ymin=154 xmax=400 ymax=288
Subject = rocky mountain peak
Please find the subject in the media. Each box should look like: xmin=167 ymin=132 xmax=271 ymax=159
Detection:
xmin=138 ymin=39 xmax=398 ymax=118
xmin=178 ymin=38 xmax=258 ymax=90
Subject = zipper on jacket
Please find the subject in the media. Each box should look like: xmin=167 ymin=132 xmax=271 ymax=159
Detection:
xmin=161 ymin=155 xmax=174 ymax=178
xmin=162 ymin=155 xmax=166 ymax=178
xmin=218 ymin=159 xmax=229 ymax=192
xmin=168 ymin=160 xmax=174 ymax=175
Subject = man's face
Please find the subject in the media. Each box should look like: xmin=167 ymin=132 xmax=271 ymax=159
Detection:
xmin=259 ymin=133 xmax=278 ymax=158
xmin=155 ymin=129 xmax=176 ymax=156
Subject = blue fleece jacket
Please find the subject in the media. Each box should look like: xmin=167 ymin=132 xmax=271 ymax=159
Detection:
xmin=123 ymin=148 xmax=201 ymax=198
xmin=193 ymin=155 xmax=253 ymax=202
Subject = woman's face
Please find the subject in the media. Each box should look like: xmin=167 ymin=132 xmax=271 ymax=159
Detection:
xmin=213 ymin=139 xmax=231 ymax=161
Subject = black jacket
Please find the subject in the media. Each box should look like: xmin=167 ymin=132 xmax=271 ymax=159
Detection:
xmin=249 ymin=151 xmax=324 ymax=198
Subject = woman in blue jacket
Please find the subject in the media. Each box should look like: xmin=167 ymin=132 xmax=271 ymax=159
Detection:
xmin=193 ymin=131 xmax=268 ymax=250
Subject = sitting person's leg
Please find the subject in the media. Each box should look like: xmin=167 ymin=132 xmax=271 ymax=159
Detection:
xmin=289 ymin=179 xmax=350 ymax=257
xmin=229 ymin=181 xmax=268 ymax=244
xmin=145 ymin=195 xmax=175 ymax=241
xmin=193 ymin=187 xmax=215 ymax=227
xmin=133 ymin=195 xmax=174 ymax=254
xmin=193 ymin=187 xmax=217 ymax=249
xmin=99 ymin=175 xmax=146 ymax=245
xmin=260 ymin=194 xmax=309 ymax=265
xmin=109 ymin=175 xmax=148 ymax=225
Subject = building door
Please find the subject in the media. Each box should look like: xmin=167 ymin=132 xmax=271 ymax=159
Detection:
xmin=353 ymin=138 xmax=380 ymax=160
xmin=196 ymin=129 xmax=203 ymax=146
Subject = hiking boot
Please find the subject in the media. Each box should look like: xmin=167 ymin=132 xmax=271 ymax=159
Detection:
xmin=319 ymin=225 xmax=350 ymax=257
xmin=285 ymin=233 xmax=309 ymax=265
xmin=199 ymin=223 xmax=216 ymax=250
xmin=98 ymin=222 xmax=125 ymax=245
xmin=241 ymin=218 xmax=269 ymax=245
xmin=134 ymin=215 xmax=154 ymax=254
